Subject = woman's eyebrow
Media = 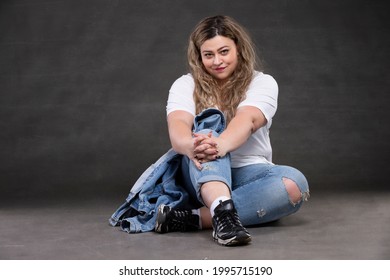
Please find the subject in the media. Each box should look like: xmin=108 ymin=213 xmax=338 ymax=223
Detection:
xmin=201 ymin=46 xmax=229 ymax=53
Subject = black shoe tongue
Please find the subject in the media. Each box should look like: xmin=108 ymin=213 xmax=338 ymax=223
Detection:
xmin=219 ymin=199 xmax=233 ymax=211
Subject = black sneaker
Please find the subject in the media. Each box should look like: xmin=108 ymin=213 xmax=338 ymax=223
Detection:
xmin=155 ymin=204 xmax=200 ymax=233
xmin=212 ymin=199 xmax=251 ymax=246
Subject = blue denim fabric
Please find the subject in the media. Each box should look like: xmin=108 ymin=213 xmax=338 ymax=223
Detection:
xmin=231 ymin=164 xmax=309 ymax=225
xmin=188 ymin=108 xmax=232 ymax=204
xmin=109 ymin=149 xmax=190 ymax=233
xmin=181 ymin=109 xmax=310 ymax=226
xmin=194 ymin=108 xmax=226 ymax=133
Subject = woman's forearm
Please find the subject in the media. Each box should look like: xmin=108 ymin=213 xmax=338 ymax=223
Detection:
xmin=167 ymin=111 xmax=195 ymax=157
xmin=168 ymin=120 xmax=193 ymax=156
xmin=219 ymin=106 xmax=266 ymax=155
xmin=219 ymin=113 xmax=254 ymax=153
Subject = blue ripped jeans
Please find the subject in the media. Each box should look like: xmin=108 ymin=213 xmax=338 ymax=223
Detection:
xmin=181 ymin=108 xmax=310 ymax=226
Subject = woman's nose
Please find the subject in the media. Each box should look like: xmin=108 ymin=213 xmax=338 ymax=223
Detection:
xmin=213 ymin=55 xmax=222 ymax=65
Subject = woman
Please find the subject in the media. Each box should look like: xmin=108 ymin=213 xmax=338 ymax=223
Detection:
xmin=154 ymin=15 xmax=310 ymax=246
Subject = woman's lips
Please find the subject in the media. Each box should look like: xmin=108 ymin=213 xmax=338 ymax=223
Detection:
xmin=215 ymin=66 xmax=226 ymax=72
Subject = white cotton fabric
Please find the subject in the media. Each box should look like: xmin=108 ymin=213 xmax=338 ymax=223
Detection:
xmin=166 ymin=71 xmax=278 ymax=168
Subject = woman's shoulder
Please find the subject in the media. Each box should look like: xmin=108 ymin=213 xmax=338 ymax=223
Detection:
xmin=171 ymin=73 xmax=194 ymax=87
xmin=252 ymin=71 xmax=278 ymax=87
xmin=169 ymin=74 xmax=195 ymax=97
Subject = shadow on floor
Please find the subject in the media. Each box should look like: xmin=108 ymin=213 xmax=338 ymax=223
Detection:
xmin=0 ymin=191 xmax=389 ymax=259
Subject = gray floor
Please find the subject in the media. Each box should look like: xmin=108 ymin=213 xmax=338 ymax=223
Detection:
xmin=1 ymin=191 xmax=389 ymax=260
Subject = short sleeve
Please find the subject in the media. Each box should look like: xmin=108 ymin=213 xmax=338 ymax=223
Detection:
xmin=166 ymin=74 xmax=196 ymax=116
xmin=238 ymin=72 xmax=278 ymax=122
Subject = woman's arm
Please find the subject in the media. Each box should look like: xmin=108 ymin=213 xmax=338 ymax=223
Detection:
xmin=219 ymin=105 xmax=267 ymax=155
xmin=194 ymin=106 xmax=267 ymax=160
xmin=167 ymin=110 xmax=193 ymax=155
xmin=167 ymin=110 xmax=205 ymax=169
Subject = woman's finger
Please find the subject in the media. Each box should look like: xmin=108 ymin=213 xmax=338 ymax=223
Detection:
xmin=191 ymin=157 xmax=203 ymax=170
xmin=194 ymin=143 xmax=216 ymax=153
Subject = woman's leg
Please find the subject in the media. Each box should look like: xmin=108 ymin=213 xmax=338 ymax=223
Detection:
xmin=184 ymin=149 xmax=251 ymax=245
xmin=180 ymin=164 xmax=310 ymax=229
xmin=182 ymin=136 xmax=233 ymax=207
xmin=157 ymin=129 xmax=251 ymax=245
xmin=231 ymin=164 xmax=310 ymax=226
xmin=156 ymin=108 xmax=252 ymax=245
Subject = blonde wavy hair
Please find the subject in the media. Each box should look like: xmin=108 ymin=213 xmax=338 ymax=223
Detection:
xmin=187 ymin=15 xmax=261 ymax=123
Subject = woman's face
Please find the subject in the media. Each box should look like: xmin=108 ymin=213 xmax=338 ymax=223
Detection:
xmin=200 ymin=35 xmax=238 ymax=84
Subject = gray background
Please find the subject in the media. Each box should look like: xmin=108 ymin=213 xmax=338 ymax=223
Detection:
xmin=1 ymin=0 xmax=389 ymax=203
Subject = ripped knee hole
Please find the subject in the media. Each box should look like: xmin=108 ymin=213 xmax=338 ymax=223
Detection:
xmin=282 ymin=177 xmax=309 ymax=205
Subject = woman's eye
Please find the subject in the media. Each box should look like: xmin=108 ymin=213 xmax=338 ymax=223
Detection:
xmin=220 ymin=49 xmax=229 ymax=55
xmin=204 ymin=53 xmax=213 ymax=58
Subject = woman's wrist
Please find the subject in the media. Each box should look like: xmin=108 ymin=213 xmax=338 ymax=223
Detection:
xmin=215 ymin=136 xmax=229 ymax=158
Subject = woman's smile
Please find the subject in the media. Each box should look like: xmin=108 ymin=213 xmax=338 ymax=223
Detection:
xmin=214 ymin=66 xmax=227 ymax=72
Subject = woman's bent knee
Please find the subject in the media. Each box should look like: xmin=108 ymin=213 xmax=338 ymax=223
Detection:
xmin=277 ymin=166 xmax=310 ymax=206
xmin=283 ymin=178 xmax=304 ymax=205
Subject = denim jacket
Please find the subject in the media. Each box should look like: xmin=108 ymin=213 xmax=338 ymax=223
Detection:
xmin=109 ymin=108 xmax=226 ymax=233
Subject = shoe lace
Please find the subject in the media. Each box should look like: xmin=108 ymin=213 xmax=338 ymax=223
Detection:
xmin=216 ymin=209 xmax=244 ymax=231
xmin=169 ymin=210 xmax=194 ymax=231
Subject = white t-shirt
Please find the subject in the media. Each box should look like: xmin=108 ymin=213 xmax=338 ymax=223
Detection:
xmin=166 ymin=71 xmax=278 ymax=168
